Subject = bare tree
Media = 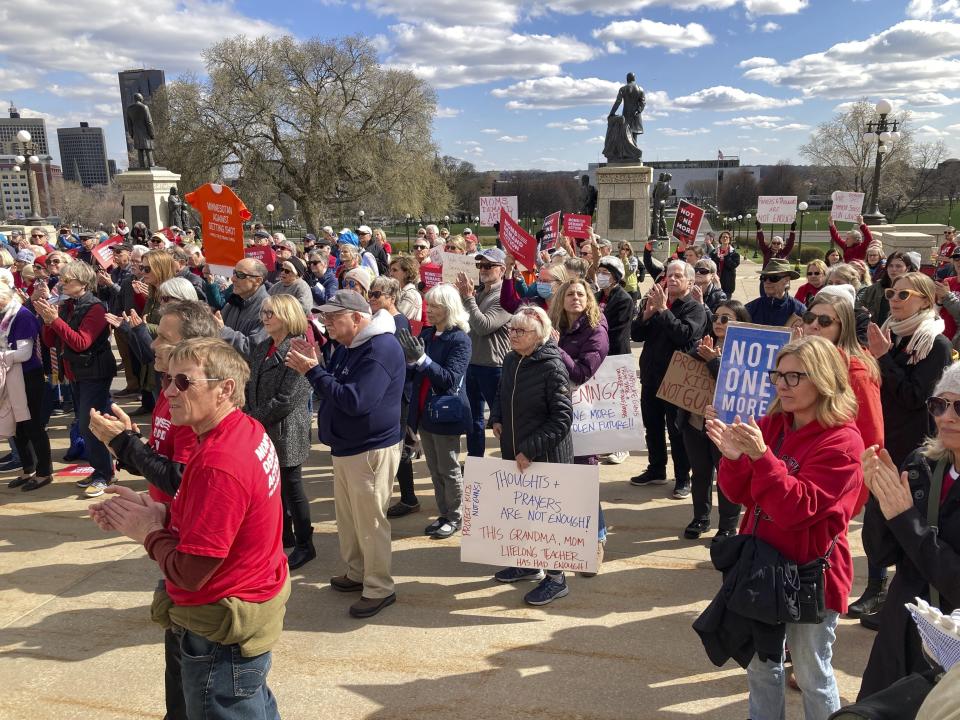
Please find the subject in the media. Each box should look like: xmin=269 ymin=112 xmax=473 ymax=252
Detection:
xmin=758 ymin=161 xmax=803 ymax=198
xmin=684 ymin=179 xmax=716 ymax=204
xmin=56 ymin=181 xmax=123 ymax=229
xmin=719 ymin=170 xmax=758 ymax=216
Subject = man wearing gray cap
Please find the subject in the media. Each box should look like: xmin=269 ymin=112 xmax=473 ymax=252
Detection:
xmin=454 ymin=248 xmax=512 ymax=457
xmin=285 ymin=290 xmax=404 ymax=619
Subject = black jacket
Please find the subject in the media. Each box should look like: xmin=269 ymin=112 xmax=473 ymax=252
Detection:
xmin=598 ymin=284 xmax=634 ymax=355
xmin=859 ymin=450 xmax=960 ymax=699
xmin=109 ymin=430 xmax=184 ymax=499
xmin=366 ymin=240 xmax=389 ymax=276
xmin=491 ymin=342 xmax=573 ymax=463
xmin=709 ymin=248 xmax=741 ymax=297
xmin=879 ymin=333 xmax=952 ymax=467
xmin=631 ymin=294 xmax=709 ymax=385
xmin=702 ymin=284 xmax=727 ymax=313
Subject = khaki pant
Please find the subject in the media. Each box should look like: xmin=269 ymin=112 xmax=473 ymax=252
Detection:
xmin=332 ymin=443 xmax=401 ymax=599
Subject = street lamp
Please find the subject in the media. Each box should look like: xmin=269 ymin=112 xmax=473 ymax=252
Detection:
xmin=405 ymin=213 xmax=412 ymax=251
xmin=15 ymin=130 xmax=42 ymax=224
xmin=358 ymin=209 xmax=365 ymax=225
xmin=443 ymin=215 xmax=450 ymax=229
xmin=795 ymin=201 xmax=809 ymax=270
xmin=862 ymin=99 xmax=900 ymax=226
xmin=265 ymin=203 xmax=275 ymax=233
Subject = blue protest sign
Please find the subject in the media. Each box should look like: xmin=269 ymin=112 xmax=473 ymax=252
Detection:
xmin=713 ymin=323 xmax=791 ymax=423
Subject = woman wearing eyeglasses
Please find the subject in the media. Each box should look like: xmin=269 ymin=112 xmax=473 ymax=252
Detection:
xmin=692 ymin=258 xmax=727 ymax=312
xmin=794 ymin=259 xmax=828 ymax=307
xmin=705 ymin=336 xmax=864 ymax=720
xmin=858 ymin=361 xmax=960 ymax=700
xmin=865 ymin=244 xmax=886 ymax=283
xmin=246 ymin=294 xmax=315 ymax=569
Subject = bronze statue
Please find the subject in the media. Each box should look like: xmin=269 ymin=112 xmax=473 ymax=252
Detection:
xmin=126 ymin=93 xmax=156 ymax=169
xmin=610 ymin=72 xmax=645 ymax=144
xmin=603 ymin=72 xmax=645 ymax=163
xmin=166 ymin=187 xmax=187 ymax=229
xmin=579 ymin=175 xmax=598 ymax=217
xmin=652 ymin=172 xmax=672 ymax=238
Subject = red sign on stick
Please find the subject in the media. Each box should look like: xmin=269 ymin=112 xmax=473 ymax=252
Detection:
xmin=184 ymin=183 xmax=251 ymax=275
xmin=91 ymin=237 xmax=123 ymax=270
xmin=672 ymin=200 xmax=705 ymax=247
xmin=563 ymin=214 xmax=592 ymax=239
xmin=542 ymin=211 xmax=561 ymax=250
xmin=499 ymin=208 xmax=537 ymax=270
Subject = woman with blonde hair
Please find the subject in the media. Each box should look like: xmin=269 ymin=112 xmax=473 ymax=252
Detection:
xmin=794 ymin=259 xmax=828 ymax=307
xmin=547 ymin=279 xmax=609 ymax=388
xmin=388 ymin=256 xmax=422 ymax=321
xmin=704 ymin=336 xmax=865 ymax=720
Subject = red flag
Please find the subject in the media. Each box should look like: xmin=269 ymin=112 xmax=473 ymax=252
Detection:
xmin=499 ymin=208 xmax=537 ymax=270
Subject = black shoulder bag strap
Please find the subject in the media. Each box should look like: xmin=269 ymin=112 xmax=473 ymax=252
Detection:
xmin=927 ymin=457 xmax=949 ymax=608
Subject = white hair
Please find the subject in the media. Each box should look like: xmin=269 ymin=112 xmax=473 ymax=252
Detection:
xmin=0 ymin=268 xmax=14 ymax=289
xmin=511 ymin=305 xmax=552 ymax=344
xmin=131 ymin=245 xmax=149 ymax=261
xmin=159 ymin=276 xmax=200 ymax=301
xmin=183 ymin=244 xmax=202 ymax=256
xmin=665 ymin=259 xmax=695 ymax=281
xmin=424 ymin=283 xmax=470 ymax=332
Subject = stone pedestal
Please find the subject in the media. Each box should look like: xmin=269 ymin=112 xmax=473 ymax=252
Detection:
xmin=115 ymin=168 xmax=182 ymax=231
xmin=594 ymin=163 xmax=652 ymax=253
xmin=876 ymin=230 xmax=937 ymax=269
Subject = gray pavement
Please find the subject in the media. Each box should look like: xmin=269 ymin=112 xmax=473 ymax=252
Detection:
xmin=0 ymin=259 xmax=879 ymax=719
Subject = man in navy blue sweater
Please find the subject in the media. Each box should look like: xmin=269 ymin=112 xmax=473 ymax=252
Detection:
xmin=285 ymin=290 xmax=404 ymax=619
xmin=746 ymin=258 xmax=807 ymax=327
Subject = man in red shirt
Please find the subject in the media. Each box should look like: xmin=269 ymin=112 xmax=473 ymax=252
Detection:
xmin=935 ymin=226 xmax=957 ymax=279
xmin=828 ymin=213 xmax=873 ymax=263
xmin=89 ymin=338 xmax=288 ymax=720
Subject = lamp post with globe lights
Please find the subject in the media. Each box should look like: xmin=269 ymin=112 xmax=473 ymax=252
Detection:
xmin=15 ymin=130 xmax=43 ymax=224
xmin=862 ymin=99 xmax=900 ymax=226
xmin=265 ymin=203 xmax=275 ymax=233
xmin=795 ymin=201 xmax=809 ymax=270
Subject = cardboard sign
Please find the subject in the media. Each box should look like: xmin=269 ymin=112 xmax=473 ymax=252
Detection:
xmin=656 ymin=351 xmax=716 ymax=415
xmin=245 ymin=245 xmax=276 ymax=270
xmin=184 ymin=183 xmax=251 ymax=275
xmin=757 ymin=195 xmax=798 ymax=224
xmin=461 ymin=456 xmax=599 ymax=574
xmin=420 ymin=263 xmax=442 ymax=290
xmin=441 ymin=252 xmax=480 ymax=285
xmin=672 ymin=200 xmax=705 ymax=247
xmin=499 ymin=208 xmax=537 ymax=270
xmin=91 ymin=237 xmax=122 ymax=270
xmin=563 ymin=213 xmax=592 ymax=240
xmin=830 ymin=191 xmax=865 ymax=224
xmin=712 ymin=323 xmax=791 ymax=423
xmin=571 ymin=354 xmax=645 ymax=456
xmin=541 ymin=211 xmax=561 ymax=251
xmin=479 ymin=196 xmax=518 ymax=226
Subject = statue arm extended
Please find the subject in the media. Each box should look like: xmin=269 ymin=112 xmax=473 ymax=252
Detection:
xmin=609 ymin=89 xmax=624 ymax=118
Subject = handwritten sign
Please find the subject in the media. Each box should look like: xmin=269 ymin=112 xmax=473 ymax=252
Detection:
xmin=571 ymin=354 xmax=644 ymax=456
xmin=441 ymin=252 xmax=480 ymax=285
xmin=461 ymin=456 xmax=599 ymax=574
xmin=672 ymin=200 xmax=705 ymax=247
xmin=563 ymin=213 xmax=592 ymax=239
xmin=757 ymin=195 xmax=798 ymax=224
xmin=420 ymin=263 xmax=442 ymax=291
xmin=479 ymin=196 xmax=518 ymax=226
xmin=91 ymin=237 xmax=122 ymax=270
xmin=712 ymin=323 xmax=791 ymax=423
xmin=184 ymin=183 xmax=251 ymax=275
xmin=830 ymin=191 xmax=865 ymax=224
xmin=499 ymin=207 xmax=537 ymax=270
xmin=542 ymin=211 xmax=561 ymax=251
xmin=656 ymin=351 xmax=716 ymax=415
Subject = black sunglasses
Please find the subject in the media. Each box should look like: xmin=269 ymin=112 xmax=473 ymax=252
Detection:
xmin=476 ymin=263 xmax=497 ymax=270
xmin=280 ymin=267 xmax=296 ymax=275
xmin=368 ymin=290 xmax=384 ymax=299
xmin=762 ymin=274 xmax=787 ymax=283
xmin=695 ymin=267 xmax=711 ymax=275
xmin=806 ymin=271 xmax=822 ymax=277
xmin=309 ymin=260 xmax=323 ymax=266
xmin=713 ymin=315 xmax=732 ymax=324
xmin=232 ymin=270 xmax=263 ymax=280
xmin=927 ymin=396 xmax=960 ymax=417
xmin=414 ymin=244 xmax=429 ymax=250
xmin=802 ymin=311 xmax=836 ymax=328
xmin=161 ymin=372 xmax=222 ymax=391
xmin=138 ymin=264 xmax=152 ymax=273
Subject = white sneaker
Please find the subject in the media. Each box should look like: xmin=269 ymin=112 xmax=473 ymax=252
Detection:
xmin=605 ymin=451 xmax=629 ymax=464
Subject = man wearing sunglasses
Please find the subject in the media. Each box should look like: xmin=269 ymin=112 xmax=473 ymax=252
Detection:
xmin=285 ymin=290 xmax=404 ymax=619
xmin=935 ymin=226 xmax=957 ymax=279
xmin=745 ymin=258 xmax=807 ymax=327
xmin=220 ymin=259 xmax=270 ymax=354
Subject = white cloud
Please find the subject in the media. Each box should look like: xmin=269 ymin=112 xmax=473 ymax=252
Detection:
xmin=761 ymin=21 xmax=781 ymax=32
xmin=387 ymin=22 xmax=595 ymax=89
xmin=738 ymin=56 xmax=778 ymax=68
xmin=592 ymin=19 xmax=714 ymax=52
xmin=546 ymin=117 xmax=604 ymax=130
xmin=742 ymin=146 xmax=761 ymax=152
xmin=715 ymin=114 xmax=785 ymax=128
xmin=909 ymin=92 xmax=960 ymax=106
xmin=673 ymin=85 xmax=802 ymax=111
xmin=743 ymin=0 xmax=808 ymax=15
xmin=480 ymin=128 xmax=500 ymax=134
xmin=17 ymin=106 xmax=113 ymax=130
xmin=539 ymin=0 xmax=738 ymax=15
xmin=366 ymin=0 xmax=518 ymax=26
xmin=498 ymin=135 xmax=528 ymax=142
xmin=908 ymin=110 xmax=946 ymax=121
xmin=774 ymin=123 xmax=811 ymax=131
xmin=435 ymin=106 xmax=461 ymax=118
xmin=905 ymin=0 xmax=960 ymax=19
xmin=491 ymin=75 xmax=674 ymax=112
xmin=660 ymin=127 xmax=710 ymax=136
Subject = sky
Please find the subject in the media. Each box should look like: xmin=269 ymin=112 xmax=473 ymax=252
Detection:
xmin=2 ymin=0 xmax=959 ymax=173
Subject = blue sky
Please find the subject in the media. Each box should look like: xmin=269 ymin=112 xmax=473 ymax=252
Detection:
xmin=1 ymin=0 xmax=958 ymax=173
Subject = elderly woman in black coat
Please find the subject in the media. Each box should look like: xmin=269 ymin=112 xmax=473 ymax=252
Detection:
xmin=246 ymin=293 xmax=316 ymax=569
xmin=489 ymin=304 xmax=575 ymax=607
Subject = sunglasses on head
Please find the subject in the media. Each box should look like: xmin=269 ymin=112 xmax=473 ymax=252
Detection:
xmin=884 ymin=288 xmax=924 ymax=301
xmin=695 ymin=267 xmax=711 ymax=275
xmin=802 ymin=311 xmax=835 ymax=328
xmin=762 ymin=273 xmax=787 ymax=283
xmin=927 ymin=396 xmax=960 ymax=418
xmin=161 ymin=372 xmax=222 ymax=391
xmin=232 ymin=270 xmax=262 ymax=280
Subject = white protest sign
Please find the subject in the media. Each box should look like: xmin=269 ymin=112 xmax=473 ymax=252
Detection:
xmin=441 ymin=252 xmax=480 ymax=285
xmin=830 ymin=191 xmax=865 ymax=224
xmin=461 ymin=456 xmax=599 ymax=573
xmin=479 ymin=196 xmax=518 ymax=226
xmin=757 ymin=195 xmax=798 ymax=224
xmin=571 ymin=354 xmax=645 ymax=456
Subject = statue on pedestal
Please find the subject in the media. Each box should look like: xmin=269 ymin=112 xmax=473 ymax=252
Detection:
xmin=166 ymin=187 xmax=188 ymax=229
xmin=652 ymin=172 xmax=672 ymax=238
xmin=126 ymin=93 xmax=156 ymax=169
xmin=579 ymin=175 xmax=597 ymax=217
xmin=603 ymin=72 xmax=645 ymax=163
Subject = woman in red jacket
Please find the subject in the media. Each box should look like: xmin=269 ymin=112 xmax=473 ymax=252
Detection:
xmin=706 ymin=336 xmax=864 ymax=720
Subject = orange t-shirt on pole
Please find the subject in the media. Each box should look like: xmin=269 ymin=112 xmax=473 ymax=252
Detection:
xmin=184 ymin=183 xmax=252 ymax=275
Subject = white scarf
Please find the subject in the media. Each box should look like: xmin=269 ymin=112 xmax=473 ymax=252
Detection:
xmin=881 ymin=307 xmax=944 ymax=364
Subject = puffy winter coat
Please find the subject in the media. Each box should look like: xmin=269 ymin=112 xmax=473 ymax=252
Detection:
xmin=557 ymin=313 xmax=608 ymax=386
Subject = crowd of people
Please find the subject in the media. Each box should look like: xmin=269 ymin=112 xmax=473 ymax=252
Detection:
xmin=3 ymin=213 xmax=959 ymax=720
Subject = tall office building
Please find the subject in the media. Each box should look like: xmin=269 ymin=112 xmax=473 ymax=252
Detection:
xmin=0 ymin=103 xmax=49 ymax=156
xmin=57 ymin=122 xmax=110 ymax=187
xmin=118 ymin=68 xmax=166 ymax=160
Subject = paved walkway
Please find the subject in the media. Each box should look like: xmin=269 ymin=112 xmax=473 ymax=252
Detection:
xmin=0 ymin=259 xmax=880 ymax=720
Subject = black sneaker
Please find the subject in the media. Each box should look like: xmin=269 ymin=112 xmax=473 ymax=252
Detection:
xmin=524 ymin=574 xmax=569 ymax=606
xmin=630 ymin=470 xmax=668 ymax=486
xmin=711 ymin=529 xmax=737 ymax=544
xmin=423 ymin=517 xmax=446 ymax=536
xmin=683 ymin=518 xmax=710 ymax=539
xmin=494 ymin=567 xmax=546 ymax=583
xmin=673 ymin=480 xmax=691 ymax=499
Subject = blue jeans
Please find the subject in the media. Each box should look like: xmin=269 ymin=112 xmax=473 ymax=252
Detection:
xmin=465 ymin=364 xmax=501 ymax=457
xmin=176 ymin=627 xmax=279 ymax=720
xmin=71 ymin=379 xmax=114 ymax=480
xmin=747 ymin=611 xmax=840 ymax=720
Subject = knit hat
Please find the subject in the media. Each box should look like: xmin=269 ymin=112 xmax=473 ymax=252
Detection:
xmin=598 ymin=255 xmax=625 ymax=281
xmin=813 ymin=283 xmax=856 ymax=308
xmin=282 ymin=256 xmax=306 ymax=278
xmin=935 ymin=362 xmax=960 ymax=397
xmin=344 ymin=267 xmax=372 ymax=292
xmin=337 ymin=229 xmax=360 ymax=247
xmin=905 ymin=252 xmax=922 ymax=271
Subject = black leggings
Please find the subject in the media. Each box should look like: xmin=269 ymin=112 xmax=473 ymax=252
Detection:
xmin=14 ymin=367 xmax=52 ymax=477
xmin=281 ymin=465 xmax=313 ymax=545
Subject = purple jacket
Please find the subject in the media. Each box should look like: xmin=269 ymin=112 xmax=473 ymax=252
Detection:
xmin=6 ymin=306 xmax=42 ymax=374
xmin=557 ymin=313 xmax=609 ymax=386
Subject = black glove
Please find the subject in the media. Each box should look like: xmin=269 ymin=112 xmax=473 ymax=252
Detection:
xmin=396 ymin=328 xmax=426 ymax=363
xmin=791 ymin=220 xmax=797 ymax=231
xmin=755 ymin=219 xmax=761 ymax=230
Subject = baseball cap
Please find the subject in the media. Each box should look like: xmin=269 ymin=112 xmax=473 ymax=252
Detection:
xmin=313 ymin=290 xmax=370 ymax=314
xmin=304 ymin=233 xmax=317 ymax=244
xmin=598 ymin=256 xmax=625 ymax=280
xmin=253 ymin=229 xmax=272 ymax=240
xmin=322 ymin=225 xmax=334 ymax=235
xmin=475 ymin=248 xmax=506 ymax=266
xmin=357 ymin=225 xmax=372 ymax=235
xmin=16 ymin=249 xmax=35 ymax=264
xmin=463 ymin=228 xmax=473 ymax=235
